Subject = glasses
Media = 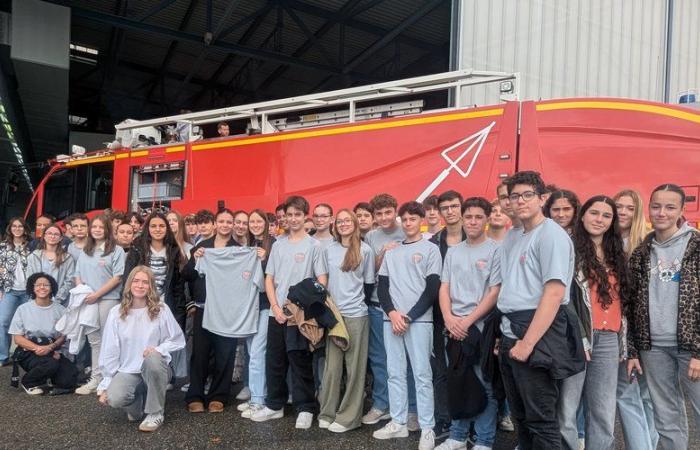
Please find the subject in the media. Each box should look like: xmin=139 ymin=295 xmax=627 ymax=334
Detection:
xmin=508 ymin=191 xmax=538 ymax=203
xmin=335 ymin=219 xmax=353 ymax=226
xmin=439 ymin=204 xmax=461 ymax=212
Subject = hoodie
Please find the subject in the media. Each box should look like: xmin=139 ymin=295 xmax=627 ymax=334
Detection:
xmin=648 ymin=223 xmax=696 ymax=346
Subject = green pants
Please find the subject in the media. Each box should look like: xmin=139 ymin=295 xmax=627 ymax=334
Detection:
xmin=318 ymin=315 xmax=369 ymax=429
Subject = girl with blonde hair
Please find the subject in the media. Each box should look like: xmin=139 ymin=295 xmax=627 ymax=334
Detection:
xmin=97 ymin=266 xmax=185 ymax=432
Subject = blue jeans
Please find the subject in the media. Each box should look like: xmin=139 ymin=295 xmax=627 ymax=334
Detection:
xmin=245 ymin=309 xmax=269 ymax=405
xmin=383 ymin=321 xmax=434 ymax=429
xmin=448 ymin=366 xmax=498 ymax=446
xmin=640 ymin=346 xmax=700 ymax=450
xmin=368 ymin=306 xmax=389 ymax=411
xmin=0 ymin=290 xmax=28 ymax=362
xmin=616 ymin=361 xmax=658 ymax=450
xmin=557 ymin=367 xmax=585 ymax=450
xmin=583 ymin=330 xmax=618 ymax=450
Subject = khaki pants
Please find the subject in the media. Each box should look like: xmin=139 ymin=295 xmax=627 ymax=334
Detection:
xmin=319 ymin=315 xmax=369 ymax=429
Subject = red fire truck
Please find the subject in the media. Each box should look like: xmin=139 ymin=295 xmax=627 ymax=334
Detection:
xmin=25 ymin=70 xmax=700 ymax=226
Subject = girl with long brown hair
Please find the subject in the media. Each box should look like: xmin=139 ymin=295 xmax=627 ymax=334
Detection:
xmin=97 ymin=266 xmax=185 ymax=432
xmin=74 ymin=215 xmax=126 ymax=395
xmin=27 ymin=223 xmax=75 ymax=305
xmin=318 ymin=209 xmax=375 ymax=432
xmin=0 ymin=217 xmax=31 ymax=366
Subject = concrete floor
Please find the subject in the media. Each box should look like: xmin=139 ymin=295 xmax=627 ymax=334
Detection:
xmin=1 ymin=367 xmax=697 ymax=450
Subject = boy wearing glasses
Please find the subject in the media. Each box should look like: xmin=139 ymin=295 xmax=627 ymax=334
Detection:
xmin=497 ymin=171 xmax=581 ymax=449
xmin=373 ymin=201 xmax=442 ymax=450
xmin=427 ymin=190 xmax=466 ymax=436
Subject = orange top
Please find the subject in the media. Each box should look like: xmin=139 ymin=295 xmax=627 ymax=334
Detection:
xmin=589 ymin=273 xmax=622 ymax=333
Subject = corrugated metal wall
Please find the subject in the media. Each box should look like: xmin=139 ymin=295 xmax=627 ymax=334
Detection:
xmin=669 ymin=0 xmax=700 ymax=102
xmin=454 ymin=0 xmax=699 ymax=106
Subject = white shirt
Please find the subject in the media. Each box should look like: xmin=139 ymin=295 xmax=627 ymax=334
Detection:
xmin=97 ymin=303 xmax=185 ymax=391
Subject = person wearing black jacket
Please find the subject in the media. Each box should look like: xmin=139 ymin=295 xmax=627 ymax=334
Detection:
xmin=428 ymin=190 xmax=466 ymax=437
xmin=122 ymin=212 xmax=185 ymax=329
xmin=182 ymin=209 xmax=240 ymax=414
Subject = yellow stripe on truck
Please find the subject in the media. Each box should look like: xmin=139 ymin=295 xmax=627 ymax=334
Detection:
xmin=191 ymin=108 xmax=504 ymax=152
xmin=536 ymin=101 xmax=700 ymax=124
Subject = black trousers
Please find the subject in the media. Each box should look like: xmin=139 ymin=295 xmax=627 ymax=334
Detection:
xmin=265 ymin=318 xmax=317 ymax=413
xmin=500 ymin=337 xmax=561 ymax=450
xmin=185 ymin=308 xmax=237 ymax=405
xmin=20 ymin=353 xmax=78 ymax=389
xmin=431 ymin=319 xmax=450 ymax=426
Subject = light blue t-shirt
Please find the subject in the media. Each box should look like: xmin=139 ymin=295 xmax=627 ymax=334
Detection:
xmin=75 ymin=245 xmax=126 ymax=300
xmin=365 ymin=226 xmax=405 ymax=305
xmin=266 ymin=235 xmax=328 ymax=311
xmin=497 ymin=218 xmax=574 ymax=338
xmin=9 ymin=300 xmax=65 ymax=340
xmin=442 ymin=238 xmax=501 ymax=328
xmin=325 ymin=241 xmax=375 ymax=318
xmin=378 ymin=238 xmax=442 ymax=322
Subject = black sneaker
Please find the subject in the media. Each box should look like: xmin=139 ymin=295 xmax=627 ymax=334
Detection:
xmin=434 ymin=421 xmax=451 ymax=440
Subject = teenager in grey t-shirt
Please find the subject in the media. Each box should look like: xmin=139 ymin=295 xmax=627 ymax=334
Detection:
xmin=497 ymin=218 xmax=574 ymax=338
xmin=365 ymin=226 xmax=404 ymax=305
xmin=196 ymin=246 xmax=264 ymax=338
xmin=325 ymin=241 xmax=375 ymax=317
xmin=441 ymin=238 xmax=501 ymax=328
xmin=9 ymin=300 xmax=65 ymax=340
xmin=266 ymin=235 xmax=328 ymax=311
xmin=378 ymin=239 xmax=442 ymax=322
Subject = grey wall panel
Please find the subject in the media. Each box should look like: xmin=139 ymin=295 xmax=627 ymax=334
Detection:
xmin=11 ymin=0 xmax=70 ymax=69
xmin=455 ymin=0 xmax=669 ymax=106
xmin=670 ymin=0 xmax=700 ymax=102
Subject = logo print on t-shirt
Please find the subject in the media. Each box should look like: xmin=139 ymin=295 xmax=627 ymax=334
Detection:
xmin=475 ymin=259 xmax=488 ymax=270
xmin=98 ymin=258 xmax=106 ymax=267
xmin=519 ymin=253 xmax=526 ymax=265
xmin=412 ymin=253 xmax=423 ymax=264
xmin=652 ymin=258 xmax=681 ymax=283
xmin=294 ymin=253 xmax=305 ymax=263
xmin=242 ymin=271 xmax=251 ymax=280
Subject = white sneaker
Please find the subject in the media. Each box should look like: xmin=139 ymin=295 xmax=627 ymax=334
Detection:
xmin=472 ymin=445 xmax=492 ymax=450
xmin=318 ymin=418 xmax=331 ymax=429
xmin=435 ymin=439 xmax=467 ymax=450
xmin=237 ymin=402 xmax=250 ymax=412
xmin=498 ymin=415 xmax=515 ymax=432
xmin=328 ymin=422 xmax=355 ymax=433
xmin=372 ymin=421 xmax=409 ymax=440
xmin=362 ymin=407 xmax=391 ymax=425
xmin=75 ymin=376 xmax=99 ymax=395
xmin=235 ymin=386 xmax=251 ymax=401
xmin=166 ymin=383 xmax=174 ymax=391
xmin=241 ymin=403 xmax=264 ymax=419
xmin=578 ymin=438 xmax=585 ymax=450
xmin=180 ymin=383 xmax=190 ymax=393
xmin=21 ymin=384 xmax=44 ymax=395
xmin=250 ymin=406 xmax=284 ymax=422
xmin=138 ymin=413 xmax=164 ymax=432
xmin=407 ymin=412 xmax=420 ymax=432
xmin=419 ymin=428 xmax=436 ymax=450
xmin=295 ymin=412 xmax=314 ymax=429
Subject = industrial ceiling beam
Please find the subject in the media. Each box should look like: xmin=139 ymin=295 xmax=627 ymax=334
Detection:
xmin=47 ymin=2 xmax=345 ymax=75
xmin=342 ymin=0 xmax=447 ymax=74
xmin=137 ymin=0 xmax=179 ymax=22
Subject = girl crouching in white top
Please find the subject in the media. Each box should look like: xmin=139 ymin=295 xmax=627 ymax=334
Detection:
xmin=97 ymin=266 xmax=186 ymax=432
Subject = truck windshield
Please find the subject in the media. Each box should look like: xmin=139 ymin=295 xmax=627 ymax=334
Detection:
xmin=43 ymin=162 xmax=113 ymax=220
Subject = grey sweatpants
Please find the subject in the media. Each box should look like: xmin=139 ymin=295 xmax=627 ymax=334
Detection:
xmin=107 ymin=353 xmax=171 ymax=417
xmin=640 ymin=346 xmax=700 ymax=450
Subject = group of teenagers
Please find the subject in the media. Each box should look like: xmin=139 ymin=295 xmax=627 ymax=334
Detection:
xmin=0 ymin=170 xmax=698 ymax=450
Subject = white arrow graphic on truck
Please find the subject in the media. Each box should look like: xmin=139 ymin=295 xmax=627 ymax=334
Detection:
xmin=416 ymin=121 xmax=496 ymax=203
